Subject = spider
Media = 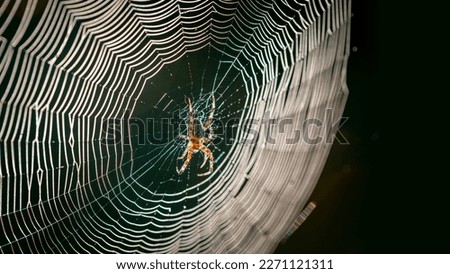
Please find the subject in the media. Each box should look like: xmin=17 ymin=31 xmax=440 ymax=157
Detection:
xmin=176 ymin=95 xmax=215 ymax=176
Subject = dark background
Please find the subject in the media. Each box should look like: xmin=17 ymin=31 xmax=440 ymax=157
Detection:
xmin=275 ymin=0 xmax=448 ymax=253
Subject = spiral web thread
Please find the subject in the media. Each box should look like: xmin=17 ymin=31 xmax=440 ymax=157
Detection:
xmin=0 ymin=0 xmax=351 ymax=253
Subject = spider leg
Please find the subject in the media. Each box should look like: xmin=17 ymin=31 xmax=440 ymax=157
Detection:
xmin=198 ymin=146 xmax=213 ymax=177
xmin=207 ymin=130 xmax=215 ymax=141
xmin=178 ymin=134 xmax=188 ymax=140
xmin=203 ymin=94 xmax=215 ymax=130
xmin=187 ymin=97 xmax=195 ymax=137
xmin=200 ymin=147 xmax=209 ymax=168
xmin=208 ymin=140 xmax=219 ymax=151
xmin=178 ymin=146 xmax=189 ymax=160
xmin=177 ymin=151 xmax=193 ymax=175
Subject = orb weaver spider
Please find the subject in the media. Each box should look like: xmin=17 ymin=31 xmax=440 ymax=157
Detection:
xmin=176 ymin=95 xmax=215 ymax=176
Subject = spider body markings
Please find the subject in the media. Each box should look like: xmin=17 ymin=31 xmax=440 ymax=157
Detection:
xmin=176 ymin=95 xmax=215 ymax=176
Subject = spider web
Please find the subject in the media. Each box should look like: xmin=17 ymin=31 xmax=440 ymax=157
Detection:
xmin=0 ymin=0 xmax=351 ymax=253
